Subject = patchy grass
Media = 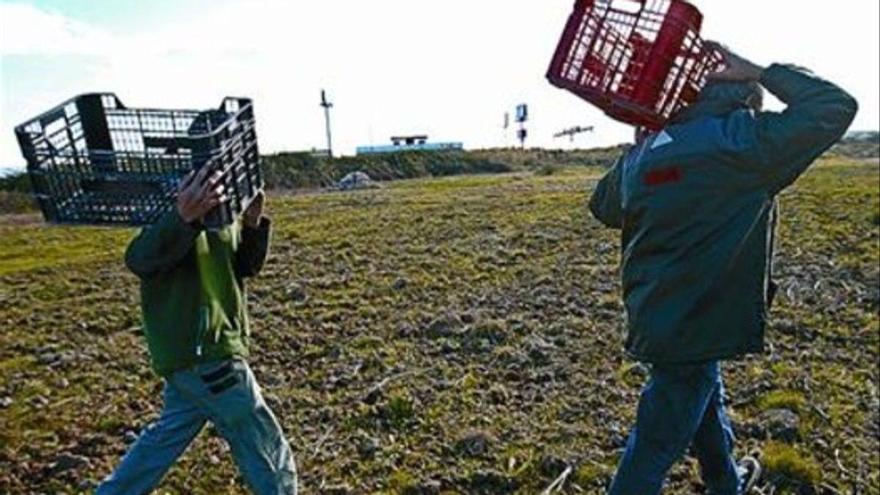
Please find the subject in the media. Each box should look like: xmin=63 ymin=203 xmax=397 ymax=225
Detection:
xmin=0 ymin=157 xmax=877 ymax=494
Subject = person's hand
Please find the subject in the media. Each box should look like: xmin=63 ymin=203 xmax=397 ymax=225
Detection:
xmin=242 ymin=191 xmax=264 ymax=228
xmin=705 ymin=41 xmax=766 ymax=83
xmin=176 ymin=166 xmax=227 ymax=224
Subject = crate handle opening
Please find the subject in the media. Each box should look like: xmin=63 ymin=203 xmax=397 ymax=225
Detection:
xmin=602 ymin=0 xmax=644 ymax=14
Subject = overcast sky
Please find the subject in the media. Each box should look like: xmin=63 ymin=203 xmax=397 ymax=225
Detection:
xmin=1 ymin=0 xmax=878 ymax=169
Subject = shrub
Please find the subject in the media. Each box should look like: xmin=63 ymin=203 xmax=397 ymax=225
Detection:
xmin=535 ymin=163 xmax=561 ymax=176
xmin=0 ymin=171 xmax=32 ymax=193
xmin=0 ymin=191 xmax=36 ymax=214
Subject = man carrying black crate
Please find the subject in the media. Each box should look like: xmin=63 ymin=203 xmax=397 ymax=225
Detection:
xmin=96 ymin=167 xmax=297 ymax=495
xmin=589 ymin=43 xmax=857 ymax=495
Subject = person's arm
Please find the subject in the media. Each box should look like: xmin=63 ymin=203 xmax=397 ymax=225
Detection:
xmin=125 ymin=166 xmax=227 ymax=278
xmin=235 ymin=192 xmax=271 ymax=278
xmin=752 ymin=64 xmax=858 ymax=192
xmin=708 ymin=43 xmax=859 ymax=193
xmin=589 ymin=155 xmax=625 ymax=229
xmin=125 ymin=209 xmax=201 ymax=278
xmin=235 ymin=218 xmax=271 ymax=278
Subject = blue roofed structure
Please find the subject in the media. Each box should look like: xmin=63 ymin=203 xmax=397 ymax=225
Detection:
xmin=356 ymin=135 xmax=463 ymax=155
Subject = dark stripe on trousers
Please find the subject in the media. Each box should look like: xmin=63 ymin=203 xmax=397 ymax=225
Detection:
xmin=209 ymin=375 xmax=238 ymax=394
xmin=201 ymin=361 xmax=234 ymax=383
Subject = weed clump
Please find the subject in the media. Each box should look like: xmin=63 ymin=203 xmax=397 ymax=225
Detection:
xmin=382 ymin=392 xmax=416 ymax=428
xmin=572 ymin=462 xmax=611 ymax=488
xmin=758 ymin=390 xmax=807 ymax=413
xmin=387 ymin=469 xmax=419 ymax=492
xmin=763 ymin=442 xmax=821 ymax=487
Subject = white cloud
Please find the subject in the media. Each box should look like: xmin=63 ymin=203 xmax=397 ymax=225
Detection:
xmin=0 ymin=3 xmax=113 ymax=55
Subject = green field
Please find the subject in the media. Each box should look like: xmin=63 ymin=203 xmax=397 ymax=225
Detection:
xmin=0 ymin=158 xmax=878 ymax=494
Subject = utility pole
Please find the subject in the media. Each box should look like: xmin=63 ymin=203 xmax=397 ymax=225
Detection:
xmin=320 ymin=89 xmax=334 ymax=158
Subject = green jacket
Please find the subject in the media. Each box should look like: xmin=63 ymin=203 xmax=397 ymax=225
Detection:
xmin=125 ymin=210 xmax=271 ymax=375
xmin=590 ymin=64 xmax=858 ymax=363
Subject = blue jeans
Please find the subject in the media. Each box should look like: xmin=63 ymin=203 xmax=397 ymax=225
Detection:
xmin=608 ymin=362 xmax=740 ymax=495
xmin=95 ymin=360 xmax=297 ymax=495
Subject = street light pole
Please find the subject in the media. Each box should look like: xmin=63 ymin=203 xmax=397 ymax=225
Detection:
xmin=320 ymin=89 xmax=334 ymax=158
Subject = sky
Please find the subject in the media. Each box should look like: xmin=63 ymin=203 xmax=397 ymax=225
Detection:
xmin=1 ymin=0 xmax=878 ymax=169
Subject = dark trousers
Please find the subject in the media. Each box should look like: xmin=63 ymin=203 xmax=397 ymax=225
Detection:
xmin=608 ymin=362 xmax=741 ymax=495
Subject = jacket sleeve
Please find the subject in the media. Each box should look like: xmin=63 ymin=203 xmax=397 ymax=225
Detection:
xmin=125 ymin=209 xmax=201 ymax=278
xmin=734 ymin=64 xmax=859 ymax=193
xmin=235 ymin=217 xmax=272 ymax=278
xmin=589 ymin=156 xmax=625 ymax=229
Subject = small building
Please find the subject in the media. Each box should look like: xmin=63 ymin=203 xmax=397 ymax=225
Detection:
xmin=356 ymin=135 xmax=463 ymax=155
xmin=308 ymin=148 xmax=332 ymax=158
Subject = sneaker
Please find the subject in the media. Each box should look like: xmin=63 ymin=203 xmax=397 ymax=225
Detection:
xmin=737 ymin=456 xmax=762 ymax=494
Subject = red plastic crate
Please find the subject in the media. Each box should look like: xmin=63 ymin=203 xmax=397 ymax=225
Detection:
xmin=547 ymin=0 xmax=723 ymax=130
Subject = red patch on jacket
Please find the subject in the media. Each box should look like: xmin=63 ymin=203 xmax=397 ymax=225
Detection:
xmin=643 ymin=166 xmax=682 ymax=186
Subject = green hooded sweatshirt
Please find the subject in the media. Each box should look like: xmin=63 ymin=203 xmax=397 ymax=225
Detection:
xmin=589 ymin=64 xmax=858 ymax=363
xmin=125 ymin=209 xmax=271 ymax=375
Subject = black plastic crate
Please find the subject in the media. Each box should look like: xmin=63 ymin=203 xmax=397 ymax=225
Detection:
xmin=15 ymin=93 xmax=263 ymax=228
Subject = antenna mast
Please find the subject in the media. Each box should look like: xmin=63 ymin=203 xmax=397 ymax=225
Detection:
xmin=553 ymin=125 xmax=594 ymax=142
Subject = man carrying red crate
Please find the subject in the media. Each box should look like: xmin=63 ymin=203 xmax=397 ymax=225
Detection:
xmin=95 ymin=168 xmax=297 ymax=495
xmin=589 ymin=43 xmax=857 ymax=494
